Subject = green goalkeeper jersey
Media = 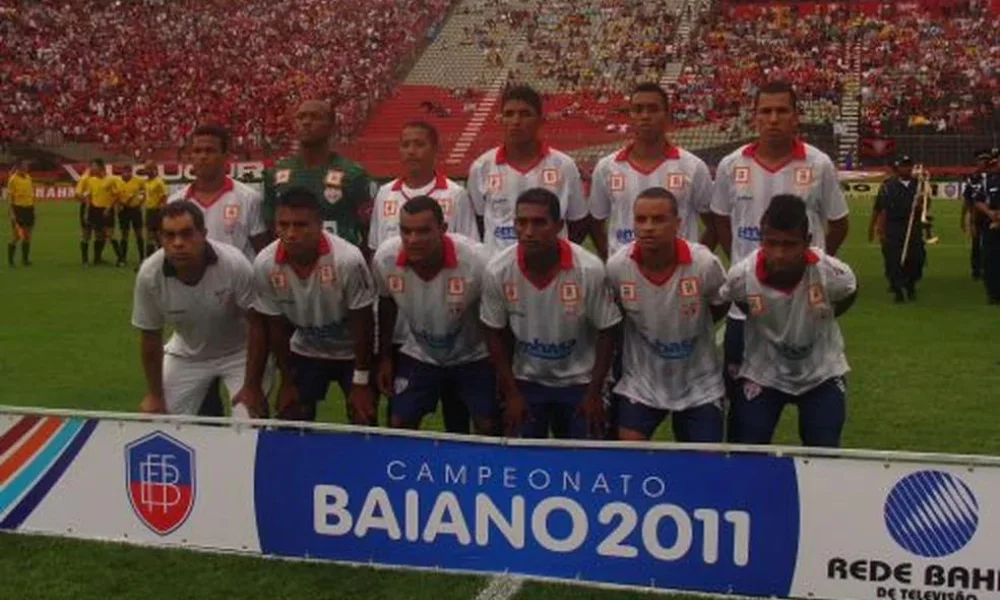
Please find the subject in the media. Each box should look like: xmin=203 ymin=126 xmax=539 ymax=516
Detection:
xmin=262 ymin=153 xmax=373 ymax=248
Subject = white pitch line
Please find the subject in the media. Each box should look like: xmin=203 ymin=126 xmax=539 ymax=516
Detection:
xmin=474 ymin=574 xmax=524 ymax=600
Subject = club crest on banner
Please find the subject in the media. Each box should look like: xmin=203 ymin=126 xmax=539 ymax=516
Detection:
xmin=125 ymin=431 xmax=195 ymax=536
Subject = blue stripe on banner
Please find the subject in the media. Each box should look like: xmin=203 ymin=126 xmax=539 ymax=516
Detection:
xmin=0 ymin=419 xmax=98 ymax=530
xmin=0 ymin=419 xmax=84 ymax=519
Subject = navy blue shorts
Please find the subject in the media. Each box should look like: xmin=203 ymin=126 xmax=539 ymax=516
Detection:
xmin=728 ymin=376 xmax=847 ymax=447
xmin=288 ymin=353 xmax=354 ymax=422
xmin=515 ymin=380 xmax=590 ymax=440
xmin=616 ymin=395 xmax=724 ymax=442
xmin=391 ymin=354 xmax=498 ymax=423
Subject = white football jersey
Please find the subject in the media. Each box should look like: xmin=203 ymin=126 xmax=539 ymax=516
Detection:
xmin=590 ymin=144 xmax=713 ymax=255
xmin=373 ymin=234 xmax=489 ymax=366
xmin=368 ymin=174 xmax=479 ymax=250
xmin=132 ymin=240 xmax=255 ymax=360
xmin=467 ymin=145 xmax=587 ymax=255
xmin=169 ymin=177 xmax=267 ymax=260
xmin=606 ymin=239 xmax=727 ymax=411
xmin=252 ymin=232 xmax=376 ymax=360
xmin=480 ymin=240 xmax=622 ymax=387
xmin=720 ymin=248 xmax=855 ymax=395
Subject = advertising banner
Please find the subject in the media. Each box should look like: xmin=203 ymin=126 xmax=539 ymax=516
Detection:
xmin=1 ymin=407 xmax=998 ymax=600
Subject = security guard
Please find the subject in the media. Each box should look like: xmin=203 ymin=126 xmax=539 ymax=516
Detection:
xmin=972 ymin=149 xmax=1000 ymax=304
xmin=961 ymin=149 xmax=991 ymax=279
xmin=871 ymin=156 xmax=925 ymax=303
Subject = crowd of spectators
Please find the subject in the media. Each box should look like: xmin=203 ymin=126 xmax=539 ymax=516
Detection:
xmin=0 ymin=0 xmax=451 ymax=156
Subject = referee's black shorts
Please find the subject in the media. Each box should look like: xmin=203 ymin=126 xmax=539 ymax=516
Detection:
xmin=85 ymin=205 xmax=112 ymax=230
xmin=12 ymin=206 xmax=35 ymax=228
xmin=144 ymin=208 xmax=162 ymax=232
xmin=117 ymin=206 xmax=142 ymax=232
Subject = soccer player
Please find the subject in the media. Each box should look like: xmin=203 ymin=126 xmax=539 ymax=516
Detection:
xmin=6 ymin=159 xmax=35 ymax=267
xmin=372 ymin=196 xmax=497 ymax=434
xmin=76 ymin=158 xmax=119 ymax=265
xmin=131 ymin=201 xmax=261 ymax=415
xmin=245 ymin=188 xmax=377 ymax=423
xmin=169 ymin=124 xmax=269 ymax=260
xmin=263 ymin=99 xmax=374 ymax=253
xmin=606 ymin=187 xmax=729 ymax=441
xmin=589 ymin=83 xmax=715 ymax=261
xmin=114 ymin=164 xmax=147 ymax=266
xmin=480 ymin=188 xmax=622 ymax=439
xmin=720 ymin=194 xmax=857 ymax=447
xmin=711 ymin=80 xmax=849 ymax=407
xmin=369 ymin=120 xmax=480 ymax=433
xmin=142 ymin=161 xmax=169 ymax=259
xmin=467 ymin=85 xmax=588 ymax=255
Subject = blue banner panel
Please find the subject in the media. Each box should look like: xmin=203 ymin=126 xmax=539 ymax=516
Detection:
xmin=254 ymin=431 xmax=799 ymax=596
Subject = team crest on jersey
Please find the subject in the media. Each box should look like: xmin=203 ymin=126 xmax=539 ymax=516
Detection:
xmin=560 ymin=281 xmax=580 ymax=304
xmin=437 ymin=197 xmax=453 ymax=216
xmin=487 ymin=173 xmax=503 ymax=193
xmin=666 ymin=173 xmax=685 ymax=191
xmin=610 ymin=173 xmax=625 ymax=192
xmin=270 ymin=270 xmax=287 ymax=289
xmin=679 ymin=277 xmax=699 ymax=297
xmin=808 ymin=283 xmax=825 ymax=306
xmin=734 ymin=167 xmax=751 ymax=185
xmin=319 ymin=265 xmax=335 ymax=286
xmin=503 ymin=282 xmax=519 ymax=302
xmin=620 ymin=281 xmax=637 ymax=302
xmin=275 ymin=169 xmax=290 ymax=184
xmin=324 ymin=170 xmax=344 ymax=204
xmin=388 ymin=275 xmax=405 ymax=294
xmin=223 ymin=204 xmax=239 ymax=222
xmin=748 ymin=294 xmax=764 ymax=315
xmin=794 ymin=167 xmax=813 ymax=187
xmin=383 ymin=200 xmax=399 ymax=218
xmin=541 ymin=168 xmax=560 ymax=187
xmin=448 ymin=277 xmax=465 ymax=297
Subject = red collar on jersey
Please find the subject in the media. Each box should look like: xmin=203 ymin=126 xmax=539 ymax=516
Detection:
xmin=755 ymin=248 xmax=819 ymax=294
xmin=741 ymin=139 xmax=807 ymax=174
xmin=614 ymin=143 xmax=681 ymax=174
xmin=496 ymin=143 xmax=551 ymax=174
xmin=391 ymin=172 xmax=449 ymax=193
xmin=517 ymin=238 xmax=573 ymax=289
xmin=395 ymin=234 xmax=458 ymax=269
xmin=629 ymin=237 xmax=692 ymax=265
xmin=275 ymin=233 xmax=332 ymax=265
xmin=185 ymin=177 xmax=235 ymax=209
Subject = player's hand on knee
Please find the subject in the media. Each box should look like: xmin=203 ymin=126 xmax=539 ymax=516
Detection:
xmin=349 ymin=385 xmax=377 ymax=426
xmin=276 ymin=379 xmax=301 ymax=418
xmin=376 ymin=355 xmax=395 ymax=398
xmin=139 ymin=393 xmax=166 ymax=414
xmin=232 ymin=386 xmax=266 ymax=419
xmin=578 ymin=392 xmax=606 ymax=438
xmin=502 ymin=388 xmax=527 ymax=437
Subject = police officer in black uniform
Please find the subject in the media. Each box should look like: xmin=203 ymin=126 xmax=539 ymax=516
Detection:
xmin=962 ymin=149 xmax=991 ymax=279
xmin=972 ymin=149 xmax=1000 ymax=304
xmin=872 ymin=155 xmax=926 ymax=303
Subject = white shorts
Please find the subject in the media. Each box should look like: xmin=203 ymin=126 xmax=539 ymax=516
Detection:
xmin=162 ymin=350 xmax=275 ymax=416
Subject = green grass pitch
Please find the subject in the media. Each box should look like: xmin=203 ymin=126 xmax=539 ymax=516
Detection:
xmin=0 ymin=199 xmax=997 ymax=599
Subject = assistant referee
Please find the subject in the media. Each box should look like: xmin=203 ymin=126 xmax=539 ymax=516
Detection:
xmin=6 ymin=158 xmax=35 ymax=267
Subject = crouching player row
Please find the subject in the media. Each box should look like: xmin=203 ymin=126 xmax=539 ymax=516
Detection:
xmin=132 ymin=186 xmax=857 ymax=448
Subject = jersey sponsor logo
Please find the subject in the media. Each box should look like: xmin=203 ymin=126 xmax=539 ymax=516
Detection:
xmin=680 ymin=300 xmax=700 ymax=318
xmin=560 ymin=281 xmax=580 ymax=303
xmin=667 ymin=173 xmax=685 ymax=191
xmin=737 ymin=225 xmax=761 ymax=242
xmin=615 ymin=228 xmax=634 ymax=244
xmin=679 ymin=277 xmax=699 ymax=297
xmin=300 ymin=319 xmax=348 ymax=340
xmin=487 ymin=173 xmax=503 ymax=193
xmin=747 ymin=294 xmax=764 ymax=315
xmin=413 ymin=328 xmax=460 ymax=350
xmin=503 ymin=282 xmax=519 ymax=302
xmin=736 ymin=195 xmax=754 ymax=203
xmin=609 ymin=172 xmax=625 ymax=192
xmin=275 ymin=169 xmax=290 ymax=184
xmin=383 ymin=200 xmax=399 ymax=218
xmin=639 ymin=331 xmax=698 ymax=360
xmin=807 ymin=283 xmax=825 ymax=306
xmin=517 ymin=338 xmax=577 ymax=360
xmin=733 ymin=167 xmax=750 ymax=185
xmin=319 ymin=265 xmax=335 ymax=286
xmin=620 ymin=281 xmax=637 ymax=302
xmin=388 ymin=274 xmax=405 ymax=293
xmin=772 ymin=340 xmax=814 ymax=360
xmin=541 ymin=168 xmax=560 ymax=187
xmin=270 ymin=269 xmax=288 ymax=289
xmin=794 ymin=167 xmax=813 ymax=187
xmin=125 ymin=431 xmax=195 ymax=536
xmin=447 ymin=277 xmax=465 ymax=296
xmin=493 ymin=225 xmax=517 ymax=240
xmin=223 ymin=204 xmax=239 ymax=222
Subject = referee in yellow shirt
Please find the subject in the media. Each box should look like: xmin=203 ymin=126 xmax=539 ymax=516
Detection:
xmin=112 ymin=165 xmax=146 ymax=266
xmin=77 ymin=158 xmax=119 ymax=265
xmin=142 ymin=161 xmax=168 ymax=259
xmin=6 ymin=158 xmax=35 ymax=267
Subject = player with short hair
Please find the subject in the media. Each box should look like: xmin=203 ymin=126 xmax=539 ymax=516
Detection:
xmin=481 ymin=188 xmax=622 ymax=439
xmin=590 ymin=83 xmax=715 ymax=261
xmin=131 ymin=201 xmax=262 ymax=416
xmin=244 ymin=188 xmax=377 ymax=423
xmin=606 ymin=187 xmax=729 ymax=441
xmin=711 ymin=80 xmax=850 ymax=408
xmin=372 ymin=196 xmax=497 ymax=434
xmin=76 ymin=158 xmax=120 ymax=266
xmin=142 ymin=161 xmax=169 ymax=259
xmin=114 ymin=164 xmax=147 ymax=266
xmin=263 ymin=99 xmax=374 ymax=253
xmin=6 ymin=158 xmax=35 ymax=267
xmin=467 ymin=85 xmax=588 ymax=255
xmin=370 ymin=120 xmax=480 ymax=433
xmin=720 ymin=194 xmax=857 ymax=447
